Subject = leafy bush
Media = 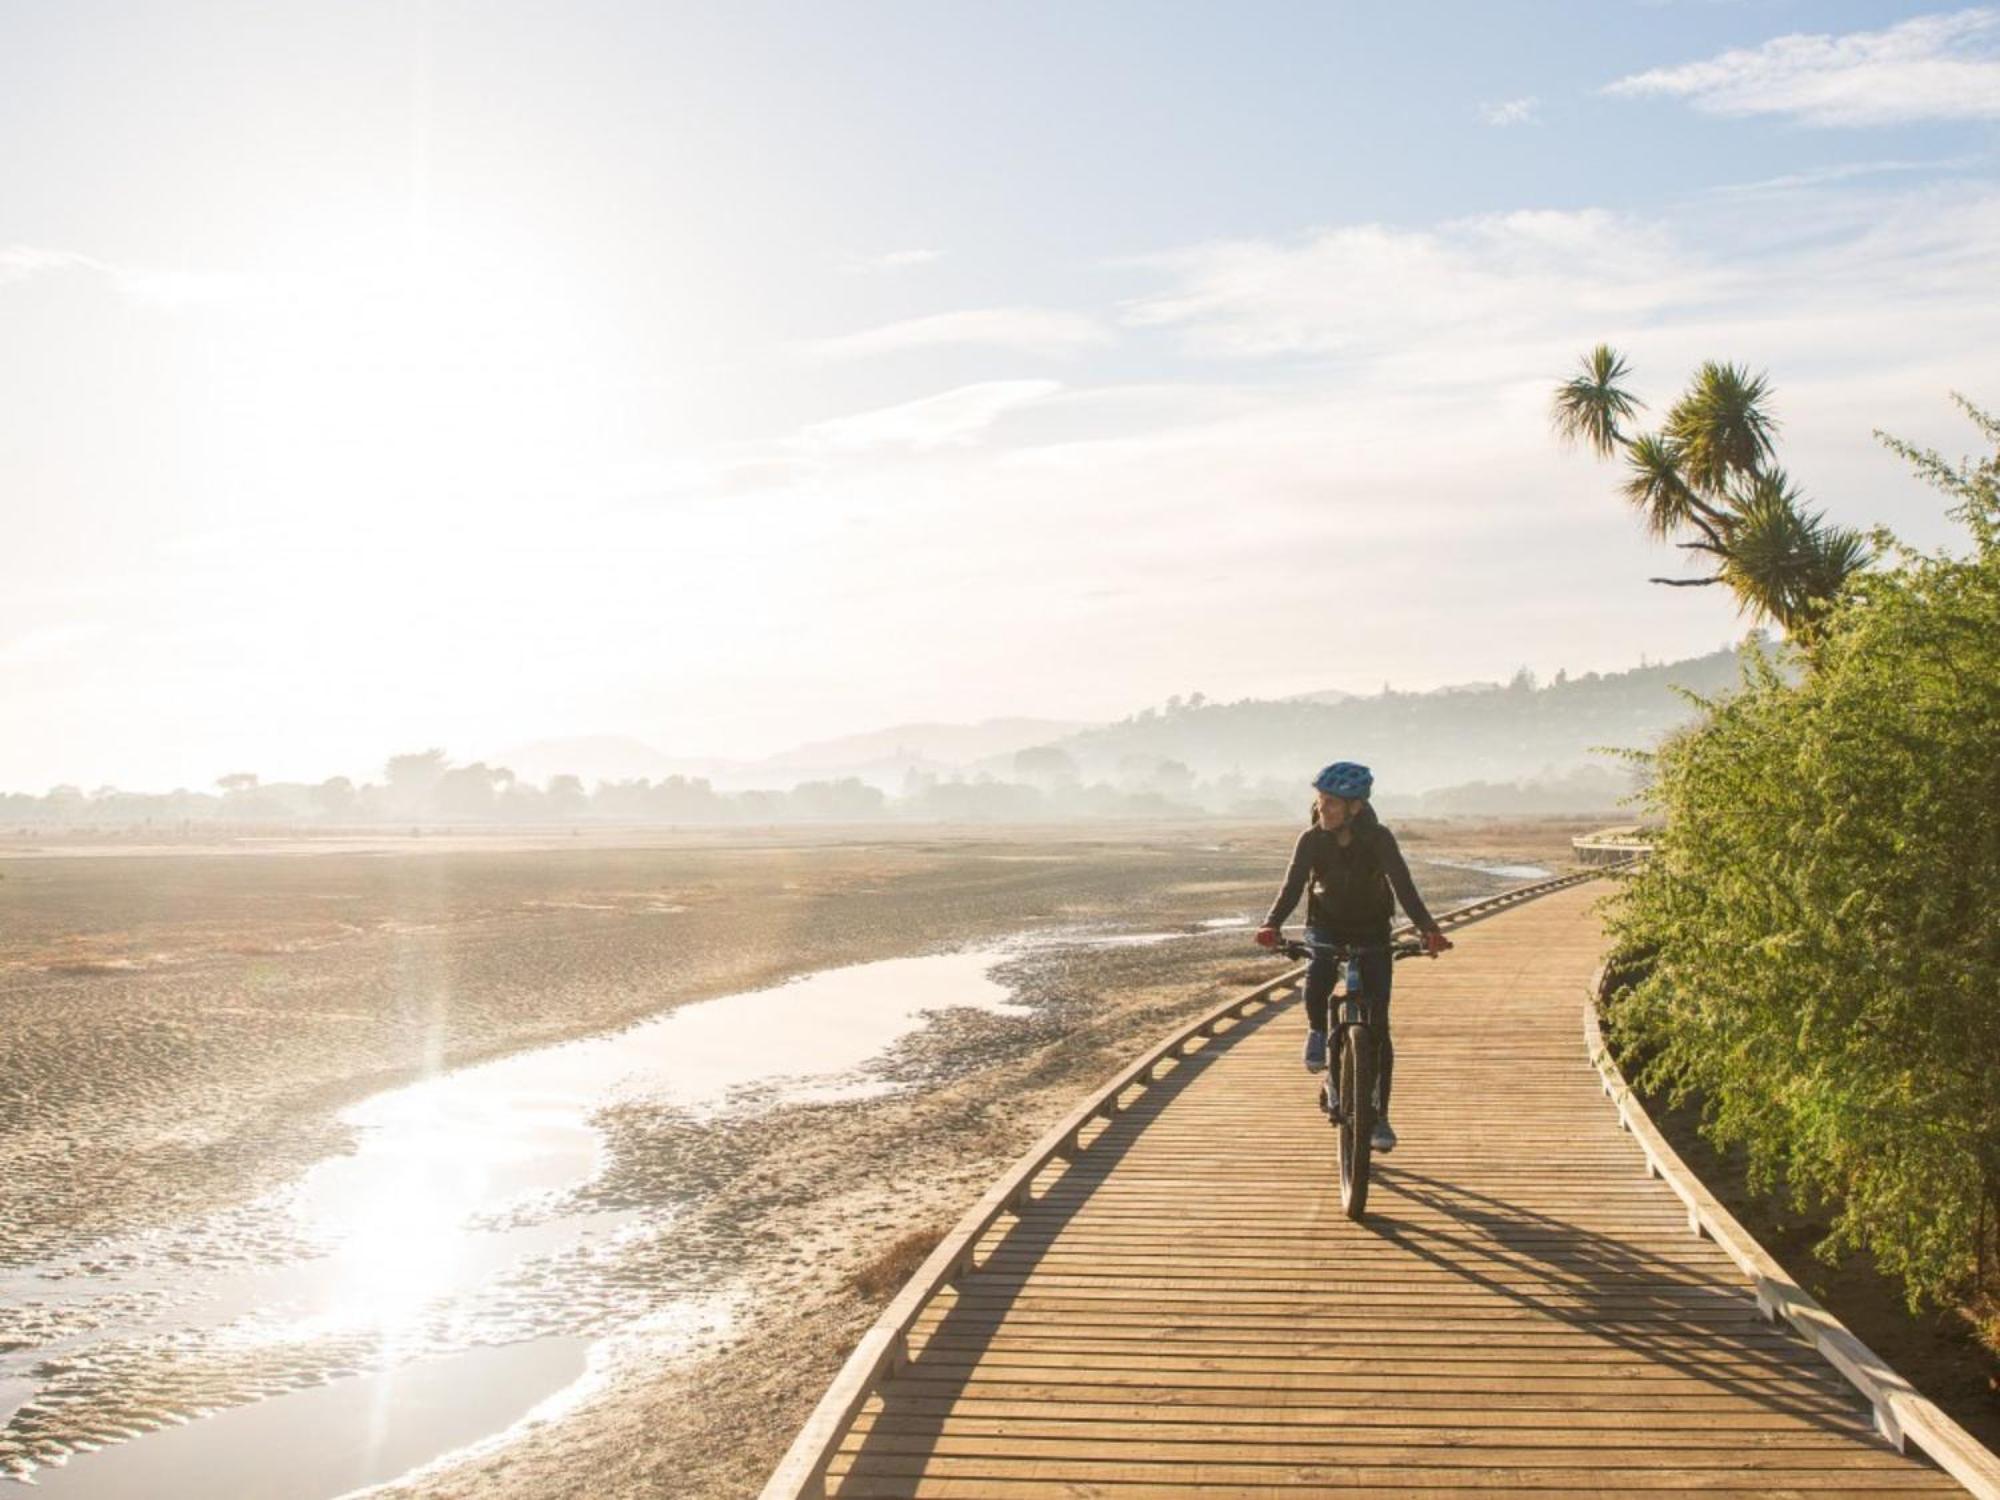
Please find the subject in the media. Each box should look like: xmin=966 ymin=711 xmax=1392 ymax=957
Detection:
xmin=1606 ymin=399 xmax=2000 ymax=1333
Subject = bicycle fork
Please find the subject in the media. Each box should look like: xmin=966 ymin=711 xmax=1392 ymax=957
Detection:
xmin=1319 ymin=992 xmax=1379 ymax=1124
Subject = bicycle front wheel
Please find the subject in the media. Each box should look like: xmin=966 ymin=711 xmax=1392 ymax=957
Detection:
xmin=1338 ymin=1022 xmax=1374 ymax=1219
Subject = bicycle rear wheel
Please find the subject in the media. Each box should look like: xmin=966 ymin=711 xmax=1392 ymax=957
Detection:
xmin=1338 ymin=1022 xmax=1375 ymax=1219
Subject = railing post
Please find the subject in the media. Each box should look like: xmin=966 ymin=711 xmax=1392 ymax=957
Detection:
xmin=1875 ymin=1398 xmax=1905 ymax=1452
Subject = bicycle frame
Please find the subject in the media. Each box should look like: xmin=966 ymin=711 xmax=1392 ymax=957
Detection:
xmin=1275 ymin=936 xmax=1424 ymax=1219
xmin=1286 ymin=940 xmax=1396 ymax=1092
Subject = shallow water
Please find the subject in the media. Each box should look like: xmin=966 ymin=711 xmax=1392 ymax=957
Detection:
xmin=1030 ymin=930 xmax=1182 ymax=948
xmin=25 ymin=1338 xmax=592 ymax=1500
xmin=1423 ymin=856 xmax=1553 ymax=881
xmin=297 ymin=941 xmax=1031 ymax=1283
xmin=0 ymin=939 xmax=1052 ymax=1493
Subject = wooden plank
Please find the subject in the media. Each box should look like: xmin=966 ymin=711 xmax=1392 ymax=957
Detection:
xmin=852 ymin=1408 xmax=1880 ymax=1448
xmin=831 ymin=1485 xmax=1930 ymax=1500
xmin=854 ymin=1380 xmax=1874 ymax=1415
xmin=833 ymin=1435 xmax=1935 ymax=1470
xmin=829 ymin=1453 xmax=1957 ymax=1491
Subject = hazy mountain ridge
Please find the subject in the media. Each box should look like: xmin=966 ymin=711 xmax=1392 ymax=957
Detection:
xmin=760 ymin=718 xmax=1091 ymax=772
xmin=497 ymin=736 xmax=735 ymax=788
xmin=1044 ymin=644 xmax=1754 ymax=798
xmin=498 ymin=718 xmax=1093 ymax=794
xmin=8 ymin=647 xmax=1757 ymax=820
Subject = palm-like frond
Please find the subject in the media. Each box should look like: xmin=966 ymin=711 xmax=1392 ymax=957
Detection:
xmin=1619 ymin=434 xmax=1699 ymax=540
xmin=1800 ymin=525 xmax=1872 ymax=608
xmin=1552 ymin=344 xmax=1642 ymax=459
xmin=1716 ymin=471 xmax=1866 ymax=632
xmin=1667 ymin=361 xmax=1778 ymax=496
xmin=1717 ymin=473 xmax=1816 ymax=627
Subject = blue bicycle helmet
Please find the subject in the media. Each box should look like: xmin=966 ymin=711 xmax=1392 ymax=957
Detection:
xmin=1312 ymin=761 xmax=1373 ymax=800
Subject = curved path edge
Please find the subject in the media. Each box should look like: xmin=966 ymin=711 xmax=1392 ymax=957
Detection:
xmin=1585 ymin=974 xmax=2000 ymax=1498
xmin=762 ymin=864 xmax=1615 ymax=1500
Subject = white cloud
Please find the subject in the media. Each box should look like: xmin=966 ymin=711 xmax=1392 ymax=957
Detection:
xmin=1606 ymin=9 xmax=2000 ymax=125
xmin=1119 ymin=210 xmax=1717 ymax=358
xmin=0 ymin=243 xmax=263 ymax=307
xmin=1482 ymin=96 xmax=1540 ymax=126
xmin=844 ymin=248 xmax=942 ymax=273
xmin=1119 ymin=181 xmax=2000 ymax=380
xmin=789 ymin=379 xmax=1062 ymax=453
xmin=0 ymin=245 xmax=84 ymax=283
xmin=794 ymin=306 xmax=1112 ymax=361
xmin=0 ymin=622 xmax=105 ymax=668
xmin=1709 ymin=154 xmax=1984 ymax=194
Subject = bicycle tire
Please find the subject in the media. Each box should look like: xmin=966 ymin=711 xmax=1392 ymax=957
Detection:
xmin=1339 ymin=1021 xmax=1374 ymax=1219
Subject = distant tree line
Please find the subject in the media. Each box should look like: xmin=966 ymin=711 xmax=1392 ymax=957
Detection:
xmin=2 ymin=745 xmax=1638 ymax=831
xmin=1046 ymin=645 xmax=1749 ymax=791
xmin=13 ymin=634 xmax=1751 ymax=832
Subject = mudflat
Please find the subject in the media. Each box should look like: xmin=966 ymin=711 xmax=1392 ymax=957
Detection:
xmin=0 ymin=818 xmax=1595 ymax=1495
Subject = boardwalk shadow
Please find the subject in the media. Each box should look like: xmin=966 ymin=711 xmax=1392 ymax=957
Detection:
xmin=838 ymin=996 xmax=1288 ymax=1485
xmin=1367 ymin=1166 xmax=1863 ymax=1435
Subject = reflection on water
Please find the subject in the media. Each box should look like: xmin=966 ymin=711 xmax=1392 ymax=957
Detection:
xmin=1 ymin=943 xmax=1030 ymax=1494
xmin=1033 ymin=930 xmax=1181 ymax=948
xmin=25 ymin=1338 xmax=592 ymax=1500
xmin=1424 ymin=856 xmax=1554 ymax=880
xmin=278 ymin=945 xmax=1028 ymax=1343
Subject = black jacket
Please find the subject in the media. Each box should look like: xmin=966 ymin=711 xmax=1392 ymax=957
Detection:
xmin=1262 ymin=809 xmax=1436 ymax=943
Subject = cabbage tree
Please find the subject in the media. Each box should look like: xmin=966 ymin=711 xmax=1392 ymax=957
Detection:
xmin=1553 ymin=347 xmax=1868 ymax=639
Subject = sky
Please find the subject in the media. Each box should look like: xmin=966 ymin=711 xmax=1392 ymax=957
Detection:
xmin=2 ymin=0 xmax=1997 ymax=791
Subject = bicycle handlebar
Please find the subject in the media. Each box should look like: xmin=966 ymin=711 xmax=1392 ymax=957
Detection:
xmin=1276 ymin=937 xmax=1429 ymax=963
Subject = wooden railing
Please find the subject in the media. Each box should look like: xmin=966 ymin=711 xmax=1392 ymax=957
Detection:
xmin=761 ymin=865 xmax=1612 ymax=1499
xmin=1572 ymin=826 xmax=1655 ymax=865
xmin=1585 ymin=979 xmax=2000 ymax=1499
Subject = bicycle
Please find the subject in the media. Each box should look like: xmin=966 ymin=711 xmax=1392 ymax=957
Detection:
xmin=1274 ymin=936 xmax=1427 ymax=1220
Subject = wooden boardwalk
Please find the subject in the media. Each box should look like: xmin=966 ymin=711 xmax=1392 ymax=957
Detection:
xmin=822 ymin=883 xmax=1961 ymax=1497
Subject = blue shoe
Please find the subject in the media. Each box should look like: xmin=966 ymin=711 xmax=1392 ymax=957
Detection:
xmin=1371 ymin=1119 xmax=1398 ymax=1154
xmin=1303 ymin=1029 xmax=1327 ymax=1073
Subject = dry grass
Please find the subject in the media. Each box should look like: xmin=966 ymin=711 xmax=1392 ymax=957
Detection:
xmin=846 ymin=1228 xmax=945 ymax=1303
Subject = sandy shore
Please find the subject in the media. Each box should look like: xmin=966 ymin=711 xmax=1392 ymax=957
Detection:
xmin=0 ymin=819 xmax=1597 ymax=1493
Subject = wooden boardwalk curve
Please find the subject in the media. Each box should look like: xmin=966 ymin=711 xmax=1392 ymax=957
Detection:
xmin=816 ymin=882 xmax=1964 ymax=1497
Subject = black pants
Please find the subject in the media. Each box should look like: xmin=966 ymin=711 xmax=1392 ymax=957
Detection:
xmin=1304 ymin=937 xmax=1395 ymax=1119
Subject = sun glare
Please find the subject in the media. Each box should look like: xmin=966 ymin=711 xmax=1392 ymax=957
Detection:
xmin=200 ymin=211 xmax=619 ymax=534
xmin=294 ymin=1084 xmax=510 ymax=1342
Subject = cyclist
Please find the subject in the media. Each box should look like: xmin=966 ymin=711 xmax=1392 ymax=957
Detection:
xmin=1255 ymin=761 xmax=1450 ymax=1153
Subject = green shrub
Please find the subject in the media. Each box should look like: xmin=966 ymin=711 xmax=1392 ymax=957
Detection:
xmin=1606 ymin=399 xmax=2000 ymax=1332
